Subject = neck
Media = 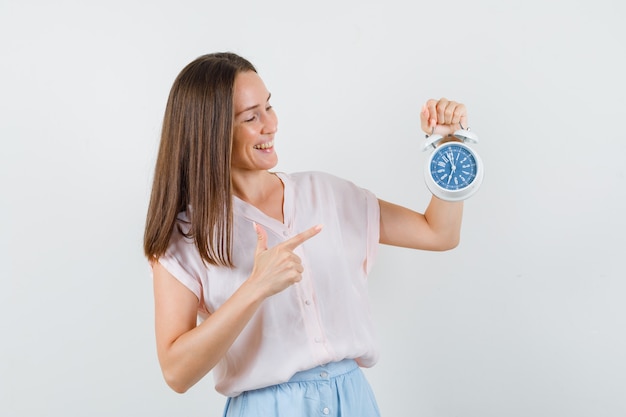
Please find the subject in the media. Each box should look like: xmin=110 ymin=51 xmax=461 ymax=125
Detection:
xmin=231 ymin=169 xmax=276 ymax=203
xmin=232 ymin=169 xmax=284 ymax=223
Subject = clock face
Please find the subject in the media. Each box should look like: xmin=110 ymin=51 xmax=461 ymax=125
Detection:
xmin=429 ymin=143 xmax=478 ymax=191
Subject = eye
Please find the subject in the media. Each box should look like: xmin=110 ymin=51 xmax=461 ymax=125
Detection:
xmin=244 ymin=114 xmax=258 ymax=123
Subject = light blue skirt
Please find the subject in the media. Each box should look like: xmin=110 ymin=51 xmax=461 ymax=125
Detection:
xmin=223 ymin=359 xmax=381 ymax=417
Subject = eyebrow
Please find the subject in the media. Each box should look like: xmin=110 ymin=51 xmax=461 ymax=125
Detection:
xmin=235 ymin=93 xmax=272 ymax=117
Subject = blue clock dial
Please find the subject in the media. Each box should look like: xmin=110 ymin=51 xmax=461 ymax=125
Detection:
xmin=429 ymin=143 xmax=478 ymax=190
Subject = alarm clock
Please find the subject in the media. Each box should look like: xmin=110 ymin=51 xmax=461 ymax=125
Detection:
xmin=422 ymin=127 xmax=484 ymax=201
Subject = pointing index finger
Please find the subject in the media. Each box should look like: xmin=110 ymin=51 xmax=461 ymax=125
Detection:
xmin=282 ymin=224 xmax=323 ymax=250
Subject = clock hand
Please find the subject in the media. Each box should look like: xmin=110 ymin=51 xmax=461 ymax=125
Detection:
xmin=446 ymin=151 xmax=456 ymax=185
xmin=448 ymin=151 xmax=456 ymax=172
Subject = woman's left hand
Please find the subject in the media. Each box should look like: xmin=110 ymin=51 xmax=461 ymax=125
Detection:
xmin=420 ymin=98 xmax=468 ymax=137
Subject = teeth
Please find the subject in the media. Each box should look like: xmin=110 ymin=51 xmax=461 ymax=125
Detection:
xmin=253 ymin=140 xmax=274 ymax=150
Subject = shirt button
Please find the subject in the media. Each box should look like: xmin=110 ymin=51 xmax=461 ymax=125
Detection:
xmin=320 ymin=371 xmax=328 ymax=378
xmin=322 ymin=407 xmax=330 ymax=415
xmin=282 ymin=230 xmax=289 ymax=237
xmin=314 ymin=337 xmax=321 ymax=343
xmin=304 ymin=300 xmax=311 ymax=305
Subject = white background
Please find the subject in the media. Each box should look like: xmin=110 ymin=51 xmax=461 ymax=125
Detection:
xmin=1 ymin=0 xmax=625 ymax=416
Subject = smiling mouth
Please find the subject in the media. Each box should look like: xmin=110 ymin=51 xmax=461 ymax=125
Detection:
xmin=253 ymin=140 xmax=274 ymax=150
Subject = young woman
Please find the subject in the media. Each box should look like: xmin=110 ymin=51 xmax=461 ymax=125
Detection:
xmin=144 ymin=52 xmax=467 ymax=416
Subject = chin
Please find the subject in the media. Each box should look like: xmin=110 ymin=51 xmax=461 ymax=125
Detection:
xmin=262 ymin=155 xmax=278 ymax=170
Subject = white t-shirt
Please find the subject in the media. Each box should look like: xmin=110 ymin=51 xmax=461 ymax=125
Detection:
xmin=158 ymin=171 xmax=380 ymax=397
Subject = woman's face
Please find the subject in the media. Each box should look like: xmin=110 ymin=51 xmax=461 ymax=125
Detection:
xmin=231 ymin=71 xmax=278 ymax=172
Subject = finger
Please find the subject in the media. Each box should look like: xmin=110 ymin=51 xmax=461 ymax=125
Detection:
xmin=444 ymin=101 xmax=457 ymax=125
xmin=450 ymin=102 xmax=466 ymax=126
xmin=420 ymin=104 xmax=430 ymax=133
xmin=282 ymin=224 xmax=323 ymax=251
xmin=425 ymin=99 xmax=438 ymax=129
xmin=289 ymin=260 xmax=304 ymax=281
xmin=459 ymin=109 xmax=468 ymax=130
xmin=445 ymin=102 xmax=465 ymax=126
xmin=436 ymin=98 xmax=450 ymax=125
xmin=254 ymin=222 xmax=268 ymax=255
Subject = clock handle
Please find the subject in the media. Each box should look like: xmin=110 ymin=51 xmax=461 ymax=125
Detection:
xmin=422 ymin=133 xmax=444 ymax=151
xmin=453 ymin=128 xmax=479 ymax=144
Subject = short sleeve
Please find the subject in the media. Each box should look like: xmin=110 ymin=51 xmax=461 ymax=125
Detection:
xmin=156 ymin=224 xmax=204 ymax=303
xmin=362 ymin=188 xmax=380 ymax=274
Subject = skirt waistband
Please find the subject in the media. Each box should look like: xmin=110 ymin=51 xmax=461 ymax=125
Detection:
xmin=288 ymin=359 xmax=358 ymax=383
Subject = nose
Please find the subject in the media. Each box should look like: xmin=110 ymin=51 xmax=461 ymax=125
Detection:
xmin=261 ymin=110 xmax=278 ymax=134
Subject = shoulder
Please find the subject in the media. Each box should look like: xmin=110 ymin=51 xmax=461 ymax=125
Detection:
xmin=281 ymin=171 xmax=378 ymax=213
xmin=163 ymin=210 xmax=200 ymax=263
xmin=282 ymin=171 xmax=360 ymax=192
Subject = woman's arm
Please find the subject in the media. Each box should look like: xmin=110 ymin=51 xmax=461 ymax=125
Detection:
xmin=153 ymin=223 xmax=322 ymax=393
xmin=153 ymin=261 xmax=264 ymax=393
xmin=378 ymin=98 xmax=468 ymax=251
xmin=379 ymin=197 xmax=462 ymax=251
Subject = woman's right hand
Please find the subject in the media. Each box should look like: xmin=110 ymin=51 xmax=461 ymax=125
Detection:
xmin=248 ymin=223 xmax=322 ymax=298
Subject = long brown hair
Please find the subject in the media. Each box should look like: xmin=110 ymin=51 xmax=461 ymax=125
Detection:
xmin=144 ymin=52 xmax=256 ymax=267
